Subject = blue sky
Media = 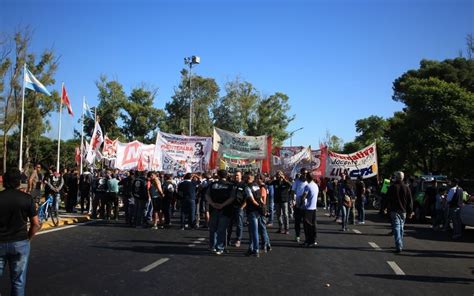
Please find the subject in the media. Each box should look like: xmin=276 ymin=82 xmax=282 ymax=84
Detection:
xmin=2 ymin=0 xmax=472 ymax=148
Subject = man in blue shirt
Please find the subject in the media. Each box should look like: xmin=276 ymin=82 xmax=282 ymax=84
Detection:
xmin=301 ymin=172 xmax=319 ymax=247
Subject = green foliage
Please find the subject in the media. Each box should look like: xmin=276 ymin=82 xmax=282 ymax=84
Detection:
xmin=165 ymin=69 xmax=219 ymax=136
xmin=248 ymin=92 xmax=294 ymax=147
xmin=323 ymin=130 xmax=344 ymax=152
xmin=90 ymin=75 xmax=127 ymax=139
xmin=213 ymin=79 xmax=259 ymax=133
xmin=389 ymin=76 xmax=474 ymax=177
xmin=120 ymin=86 xmax=166 ymax=143
xmin=0 ymin=28 xmax=60 ymax=171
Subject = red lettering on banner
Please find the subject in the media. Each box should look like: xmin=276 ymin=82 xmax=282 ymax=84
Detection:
xmin=122 ymin=142 xmax=141 ymax=165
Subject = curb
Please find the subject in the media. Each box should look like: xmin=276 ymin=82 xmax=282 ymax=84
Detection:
xmin=40 ymin=215 xmax=91 ymax=231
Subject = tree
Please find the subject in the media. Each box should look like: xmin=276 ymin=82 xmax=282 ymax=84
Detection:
xmin=86 ymin=75 xmax=127 ymax=140
xmin=212 ymin=78 xmax=259 ymax=133
xmin=0 ymin=29 xmax=60 ymax=171
xmin=165 ymin=69 xmax=219 ymax=136
xmin=390 ymin=75 xmax=474 ymax=177
xmin=120 ymin=86 xmax=166 ymax=143
xmin=323 ymin=130 xmax=344 ymax=152
xmin=343 ymin=115 xmax=393 ymax=176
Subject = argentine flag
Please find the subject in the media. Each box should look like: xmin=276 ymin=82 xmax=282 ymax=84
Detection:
xmin=83 ymin=100 xmax=94 ymax=119
xmin=24 ymin=66 xmax=51 ymax=96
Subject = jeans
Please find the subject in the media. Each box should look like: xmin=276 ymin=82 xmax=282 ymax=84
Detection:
xmin=303 ymin=209 xmax=317 ymax=244
xmin=180 ymin=199 xmax=196 ymax=228
xmin=341 ymin=205 xmax=350 ymax=230
xmin=449 ymin=207 xmax=463 ymax=238
xmin=258 ymin=215 xmax=270 ymax=247
xmin=322 ymin=191 xmax=327 ymax=209
xmin=0 ymin=239 xmax=30 ymax=296
xmin=267 ymin=185 xmax=274 ymax=224
xmin=209 ymin=210 xmax=230 ymax=251
xmin=390 ymin=211 xmax=406 ymax=250
xmin=145 ymin=199 xmax=153 ymax=221
xmin=79 ymin=190 xmax=90 ymax=214
xmin=162 ymin=197 xmax=171 ymax=225
xmin=227 ymin=207 xmax=244 ymax=243
xmin=294 ymin=207 xmax=304 ymax=237
xmin=134 ymin=199 xmax=147 ymax=226
xmin=275 ymin=202 xmax=289 ymax=231
xmin=247 ymin=211 xmax=260 ymax=253
xmin=356 ymin=197 xmax=365 ymax=223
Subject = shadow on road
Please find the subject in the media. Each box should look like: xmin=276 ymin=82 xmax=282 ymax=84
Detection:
xmin=355 ymin=273 xmax=474 ymax=285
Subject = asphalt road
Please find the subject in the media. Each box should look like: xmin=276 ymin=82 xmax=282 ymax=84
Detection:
xmin=1 ymin=210 xmax=473 ymax=296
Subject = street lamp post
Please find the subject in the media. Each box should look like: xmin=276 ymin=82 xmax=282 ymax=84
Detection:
xmin=289 ymin=127 xmax=304 ymax=146
xmin=184 ymin=55 xmax=200 ymax=136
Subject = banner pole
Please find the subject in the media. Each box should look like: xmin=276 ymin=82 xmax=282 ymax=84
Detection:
xmin=56 ymin=83 xmax=64 ymax=173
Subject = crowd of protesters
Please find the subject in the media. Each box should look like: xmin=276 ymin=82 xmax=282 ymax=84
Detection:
xmin=19 ymin=164 xmax=472 ymax=253
xmin=1 ymin=163 xmax=471 ymax=295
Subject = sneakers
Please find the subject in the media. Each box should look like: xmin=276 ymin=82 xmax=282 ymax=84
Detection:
xmin=284 ymin=230 xmax=290 ymax=235
xmin=215 ymin=250 xmax=224 ymax=255
xmin=151 ymin=225 xmax=158 ymax=230
xmin=246 ymin=250 xmax=259 ymax=257
xmin=235 ymin=240 xmax=241 ymax=248
xmin=295 ymin=237 xmax=300 ymax=243
xmin=265 ymin=244 xmax=272 ymax=252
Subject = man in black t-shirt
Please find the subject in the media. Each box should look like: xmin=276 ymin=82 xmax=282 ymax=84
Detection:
xmin=0 ymin=168 xmax=41 ymax=295
xmin=227 ymin=171 xmax=246 ymax=247
xmin=272 ymin=171 xmax=292 ymax=234
xmin=206 ymin=170 xmax=235 ymax=255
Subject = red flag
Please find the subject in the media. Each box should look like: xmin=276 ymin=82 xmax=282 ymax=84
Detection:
xmin=75 ymin=146 xmax=81 ymax=166
xmin=62 ymin=85 xmax=74 ymax=116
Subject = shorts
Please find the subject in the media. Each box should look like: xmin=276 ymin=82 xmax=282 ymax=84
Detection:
xmin=152 ymin=198 xmax=163 ymax=211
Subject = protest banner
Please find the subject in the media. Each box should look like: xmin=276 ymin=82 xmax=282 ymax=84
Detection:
xmin=154 ymin=131 xmax=212 ymax=174
xmin=326 ymin=142 xmax=378 ymax=179
xmin=115 ymin=141 xmax=158 ymax=171
xmin=219 ymin=157 xmax=262 ymax=174
xmin=311 ymin=146 xmax=327 ymax=179
xmin=213 ymin=127 xmax=267 ymax=159
xmin=102 ymin=136 xmax=118 ymax=159
xmin=272 ymin=146 xmax=312 ymax=178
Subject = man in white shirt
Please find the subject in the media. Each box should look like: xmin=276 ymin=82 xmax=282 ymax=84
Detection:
xmin=290 ymin=168 xmax=308 ymax=243
xmin=446 ymin=178 xmax=464 ymax=239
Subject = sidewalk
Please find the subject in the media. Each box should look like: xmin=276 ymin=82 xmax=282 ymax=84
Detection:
xmin=40 ymin=210 xmax=91 ymax=231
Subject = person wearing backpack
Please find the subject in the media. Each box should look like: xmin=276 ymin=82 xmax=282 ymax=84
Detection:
xmin=132 ymin=171 xmax=148 ymax=228
xmin=446 ymin=178 xmax=464 ymax=240
xmin=92 ymin=171 xmax=108 ymax=219
xmin=162 ymin=174 xmax=176 ymax=227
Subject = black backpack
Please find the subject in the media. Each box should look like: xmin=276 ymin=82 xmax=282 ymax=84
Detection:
xmin=132 ymin=177 xmax=147 ymax=200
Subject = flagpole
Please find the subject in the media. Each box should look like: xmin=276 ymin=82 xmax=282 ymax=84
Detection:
xmin=56 ymin=83 xmax=64 ymax=173
xmin=18 ymin=64 xmax=27 ymax=171
xmin=80 ymin=96 xmax=85 ymax=175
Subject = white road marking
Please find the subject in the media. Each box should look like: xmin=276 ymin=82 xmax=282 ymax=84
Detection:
xmin=352 ymin=229 xmax=362 ymax=234
xmin=198 ymin=238 xmax=205 ymax=241
xmin=37 ymin=221 xmax=97 ymax=235
xmin=188 ymin=244 xmax=196 ymax=247
xmin=387 ymin=261 xmax=405 ymax=275
xmin=139 ymin=258 xmax=169 ymax=272
xmin=368 ymin=242 xmax=382 ymax=251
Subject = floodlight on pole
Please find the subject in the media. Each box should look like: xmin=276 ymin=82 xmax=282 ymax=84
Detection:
xmin=289 ymin=127 xmax=304 ymax=146
xmin=184 ymin=55 xmax=200 ymax=136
